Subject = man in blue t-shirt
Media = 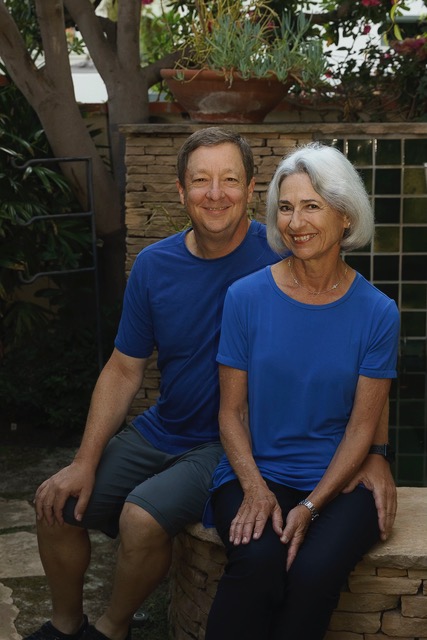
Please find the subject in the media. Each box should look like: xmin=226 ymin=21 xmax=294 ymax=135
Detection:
xmin=27 ymin=128 xmax=397 ymax=640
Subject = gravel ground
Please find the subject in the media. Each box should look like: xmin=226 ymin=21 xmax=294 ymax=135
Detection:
xmin=0 ymin=439 xmax=169 ymax=640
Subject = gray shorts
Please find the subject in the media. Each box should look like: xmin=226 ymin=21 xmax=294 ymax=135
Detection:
xmin=63 ymin=424 xmax=223 ymax=538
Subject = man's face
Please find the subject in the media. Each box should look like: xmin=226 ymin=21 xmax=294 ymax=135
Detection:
xmin=177 ymin=143 xmax=255 ymax=239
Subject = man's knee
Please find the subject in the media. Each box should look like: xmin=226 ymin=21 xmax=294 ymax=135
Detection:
xmin=119 ymin=502 xmax=170 ymax=549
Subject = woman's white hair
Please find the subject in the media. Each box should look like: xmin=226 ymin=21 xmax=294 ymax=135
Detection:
xmin=266 ymin=142 xmax=374 ymax=253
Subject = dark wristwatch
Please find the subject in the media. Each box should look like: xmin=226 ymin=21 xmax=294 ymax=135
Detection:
xmin=368 ymin=444 xmax=395 ymax=463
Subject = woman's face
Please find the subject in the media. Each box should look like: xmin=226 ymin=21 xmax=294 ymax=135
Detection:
xmin=277 ymin=172 xmax=349 ymax=261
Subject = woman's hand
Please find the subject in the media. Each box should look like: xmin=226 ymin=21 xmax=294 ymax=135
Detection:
xmin=229 ymin=483 xmax=283 ymax=545
xmin=280 ymin=504 xmax=312 ymax=570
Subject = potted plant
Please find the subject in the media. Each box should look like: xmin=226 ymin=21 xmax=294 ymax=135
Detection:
xmin=160 ymin=0 xmax=327 ymax=123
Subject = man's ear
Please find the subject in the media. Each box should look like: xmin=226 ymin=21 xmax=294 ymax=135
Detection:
xmin=176 ymin=179 xmax=185 ymax=205
xmin=247 ymin=177 xmax=256 ymax=203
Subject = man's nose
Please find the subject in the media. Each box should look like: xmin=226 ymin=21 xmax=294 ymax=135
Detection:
xmin=206 ymin=181 xmax=224 ymax=199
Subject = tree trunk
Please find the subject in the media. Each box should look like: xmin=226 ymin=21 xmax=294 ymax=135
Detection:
xmin=0 ymin=0 xmax=126 ymax=301
xmin=0 ymin=0 xmax=185 ymax=302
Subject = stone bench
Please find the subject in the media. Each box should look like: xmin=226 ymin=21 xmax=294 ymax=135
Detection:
xmin=168 ymin=487 xmax=427 ymax=640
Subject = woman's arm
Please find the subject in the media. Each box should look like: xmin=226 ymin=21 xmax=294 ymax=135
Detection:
xmin=218 ymin=364 xmax=283 ymax=545
xmin=281 ymin=375 xmax=391 ymax=568
xmin=343 ymin=399 xmax=397 ymax=541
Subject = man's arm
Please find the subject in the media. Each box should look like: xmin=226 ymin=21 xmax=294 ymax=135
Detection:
xmin=35 ymin=348 xmax=147 ymax=525
xmin=342 ymin=399 xmax=397 ymax=541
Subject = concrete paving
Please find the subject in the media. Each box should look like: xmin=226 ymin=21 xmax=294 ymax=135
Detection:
xmin=0 ymin=498 xmax=43 ymax=639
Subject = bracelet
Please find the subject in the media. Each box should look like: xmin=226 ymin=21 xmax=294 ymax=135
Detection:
xmin=298 ymin=499 xmax=320 ymax=521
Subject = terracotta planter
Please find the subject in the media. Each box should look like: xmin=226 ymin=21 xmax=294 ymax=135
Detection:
xmin=160 ymin=68 xmax=291 ymax=124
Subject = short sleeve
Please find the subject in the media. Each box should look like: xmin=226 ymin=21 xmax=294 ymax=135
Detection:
xmin=114 ymin=252 xmax=155 ymax=358
xmin=359 ymin=298 xmax=400 ymax=379
xmin=217 ymin=286 xmax=248 ymax=371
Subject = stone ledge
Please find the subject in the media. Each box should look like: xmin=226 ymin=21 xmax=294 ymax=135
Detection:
xmin=169 ymin=487 xmax=427 ymax=640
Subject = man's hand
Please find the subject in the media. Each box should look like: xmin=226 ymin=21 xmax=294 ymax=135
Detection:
xmin=229 ymin=484 xmax=283 ymax=545
xmin=342 ymin=455 xmax=397 ymax=541
xmin=34 ymin=461 xmax=96 ymax=527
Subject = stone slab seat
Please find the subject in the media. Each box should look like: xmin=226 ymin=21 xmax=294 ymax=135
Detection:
xmin=168 ymin=487 xmax=427 ymax=640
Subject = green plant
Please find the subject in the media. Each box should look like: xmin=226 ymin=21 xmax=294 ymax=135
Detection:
xmin=0 ymin=298 xmax=119 ymax=434
xmin=0 ymin=82 xmax=94 ymax=351
xmin=315 ymin=0 xmax=427 ymax=122
xmin=140 ymin=2 xmax=191 ymax=65
xmin=0 ymin=82 xmax=114 ymax=435
xmin=166 ymin=0 xmax=327 ymax=88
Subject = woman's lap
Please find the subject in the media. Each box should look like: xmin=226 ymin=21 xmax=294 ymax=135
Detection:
xmin=207 ymin=479 xmax=380 ymax=640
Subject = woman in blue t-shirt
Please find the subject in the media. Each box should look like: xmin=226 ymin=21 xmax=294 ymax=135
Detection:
xmin=205 ymin=143 xmax=400 ymax=640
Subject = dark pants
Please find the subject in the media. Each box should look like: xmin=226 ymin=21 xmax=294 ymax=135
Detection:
xmin=205 ymin=480 xmax=380 ymax=640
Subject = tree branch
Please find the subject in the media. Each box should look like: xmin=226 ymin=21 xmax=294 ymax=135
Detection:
xmin=144 ymin=49 xmax=189 ymax=88
xmin=64 ymin=0 xmax=118 ymax=78
xmin=0 ymin=2 xmax=41 ymax=92
xmin=34 ymin=0 xmax=75 ymax=90
xmin=116 ymin=0 xmax=140 ymax=68
xmin=306 ymin=1 xmax=353 ymax=25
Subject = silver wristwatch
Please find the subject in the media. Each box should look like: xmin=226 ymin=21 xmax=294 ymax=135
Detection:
xmin=298 ymin=498 xmax=319 ymax=521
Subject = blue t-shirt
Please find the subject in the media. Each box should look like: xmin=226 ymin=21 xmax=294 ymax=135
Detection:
xmin=115 ymin=221 xmax=281 ymax=454
xmin=212 ymin=266 xmax=400 ymax=493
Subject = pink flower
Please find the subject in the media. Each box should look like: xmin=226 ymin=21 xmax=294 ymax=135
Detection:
xmin=141 ymin=0 xmax=153 ymax=4
xmin=362 ymin=24 xmax=372 ymax=35
xmin=361 ymin=0 xmax=381 ymax=7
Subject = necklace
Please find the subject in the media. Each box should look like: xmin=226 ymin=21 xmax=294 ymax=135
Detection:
xmin=287 ymin=258 xmax=348 ymax=296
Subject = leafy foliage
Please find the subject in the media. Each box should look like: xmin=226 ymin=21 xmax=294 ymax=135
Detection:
xmin=161 ymin=0 xmax=327 ymax=87
xmin=0 ymin=83 xmax=93 ymax=349
xmin=0 ymin=82 xmax=115 ymax=434
xmin=0 ymin=296 xmax=119 ymax=433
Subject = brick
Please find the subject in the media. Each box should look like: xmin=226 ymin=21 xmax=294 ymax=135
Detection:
xmin=378 ymin=567 xmax=408 ymax=577
xmin=408 ymin=569 xmax=427 ymax=578
xmin=365 ymin=635 xmax=414 ymax=640
xmin=401 ymin=595 xmax=427 ymax=618
xmin=351 ymin=562 xmax=376 ymax=576
xmin=324 ymin=633 xmax=362 ymax=640
xmin=382 ymin=609 xmax=427 ymax=636
xmin=125 ymin=154 xmax=155 ymax=164
xmin=336 ymin=591 xmax=399 ymax=612
xmin=328 ymin=611 xmax=381 ymax=633
xmin=348 ymin=575 xmax=421 ymax=595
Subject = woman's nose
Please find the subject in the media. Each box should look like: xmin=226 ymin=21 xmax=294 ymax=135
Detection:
xmin=288 ymin=208 xmax=304 ymax=228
